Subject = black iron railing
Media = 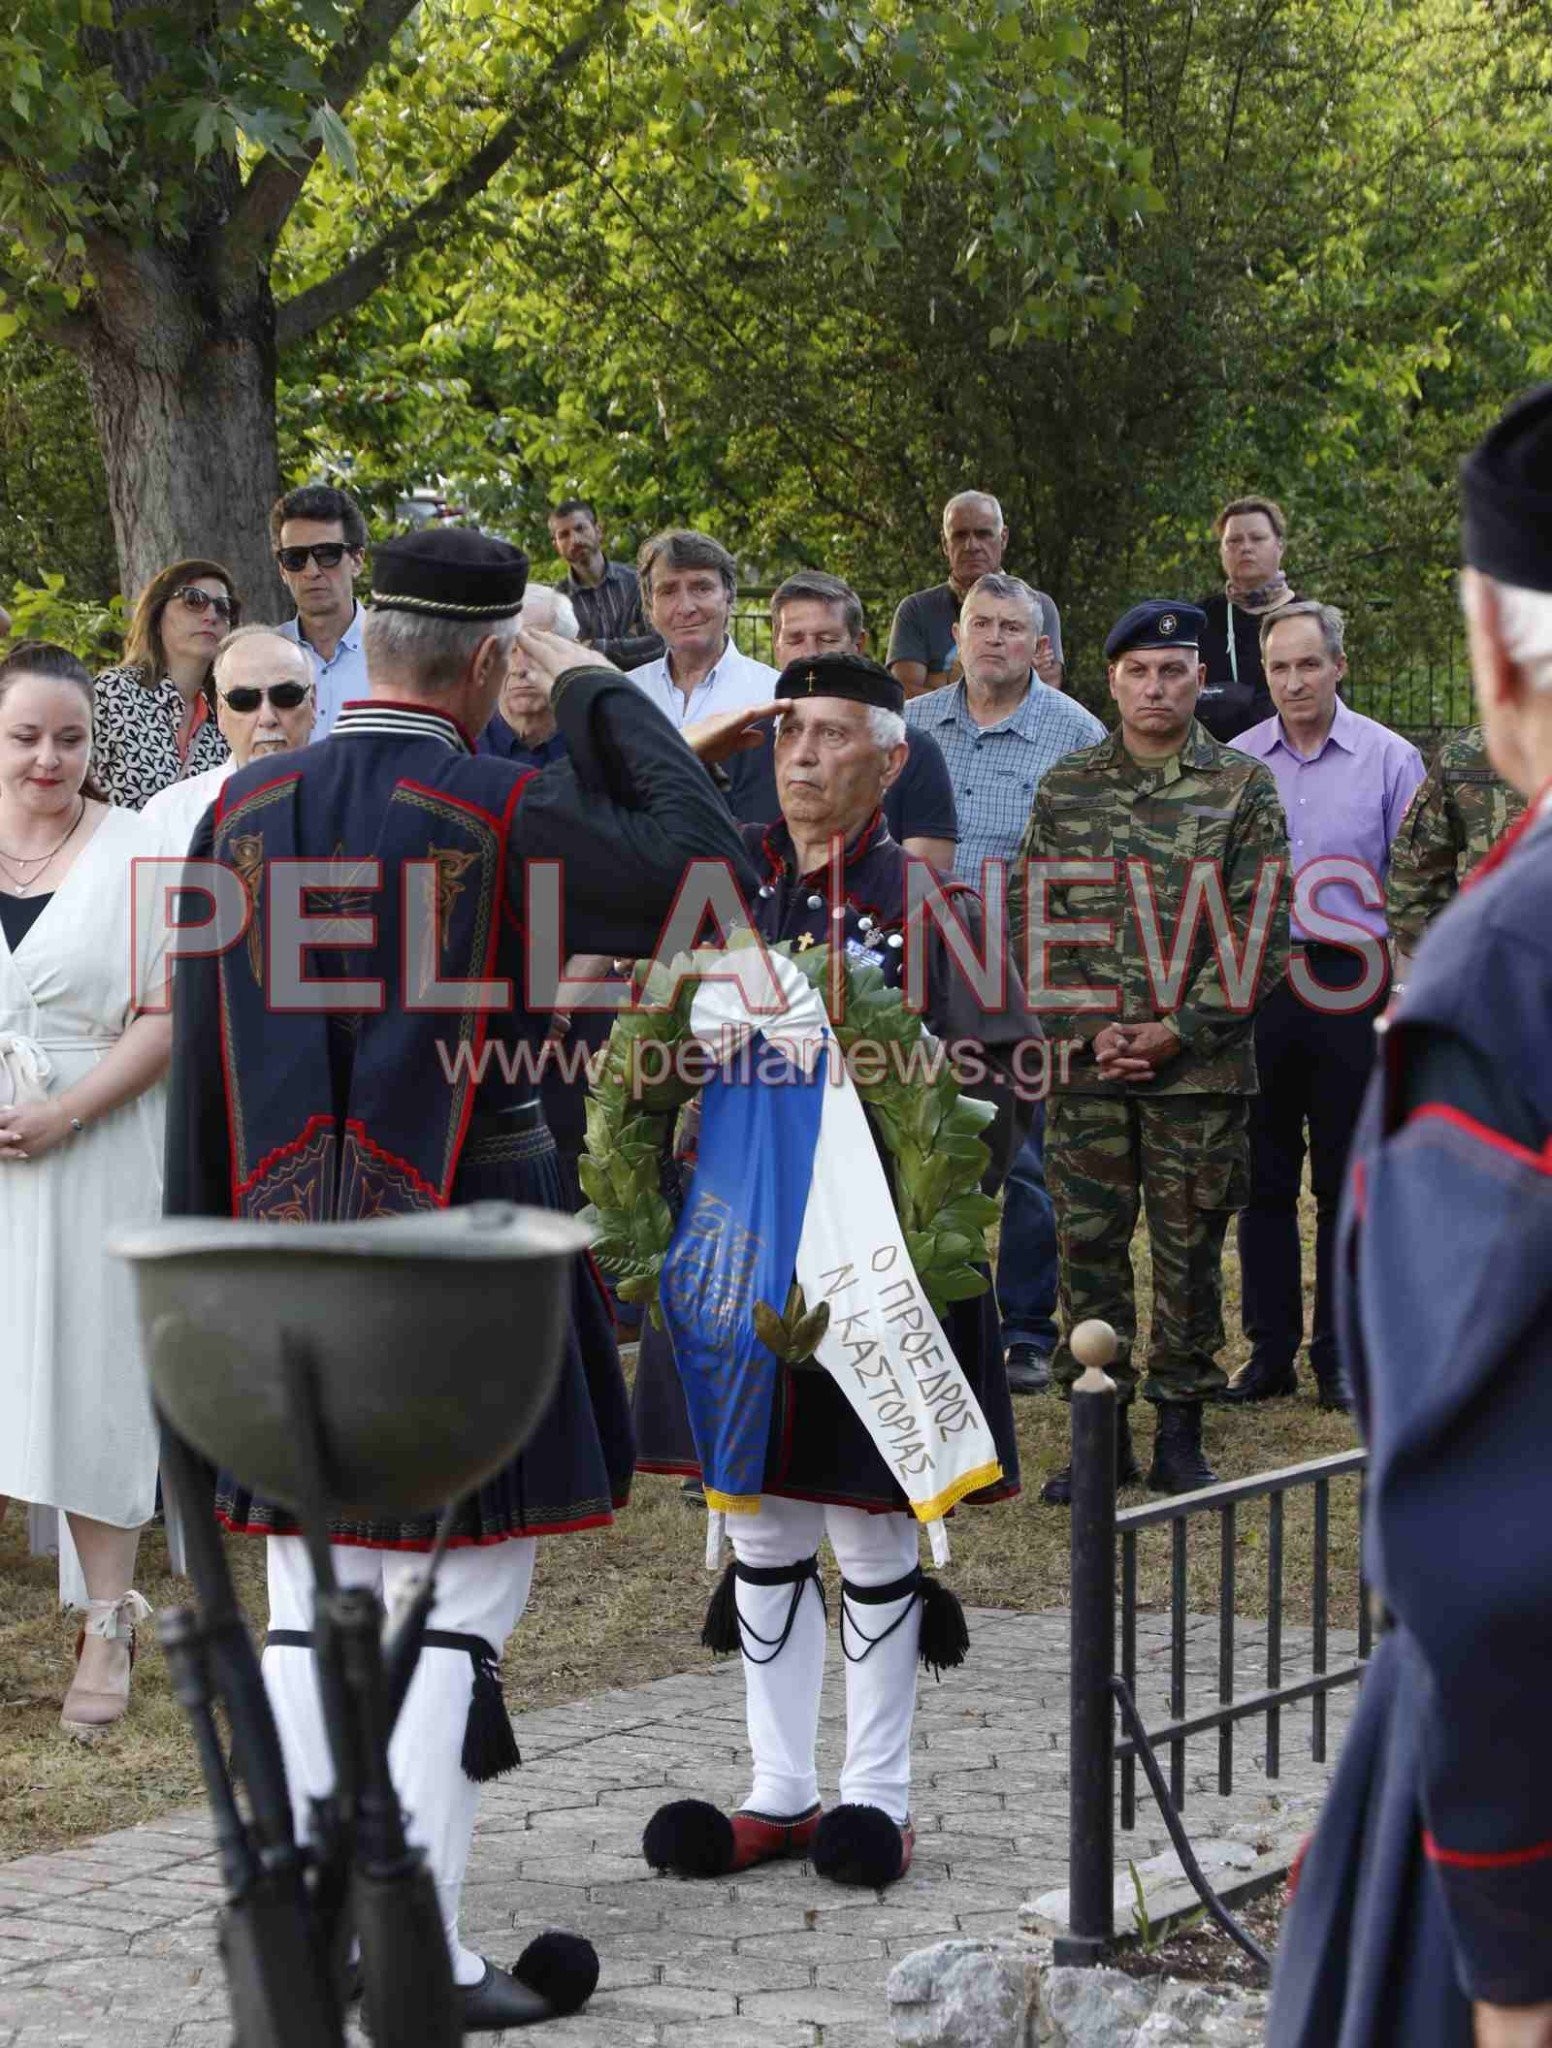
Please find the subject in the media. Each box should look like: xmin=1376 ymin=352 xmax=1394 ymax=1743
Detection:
xmin=1056 ymin=1336 xmax=1369 ymax=1969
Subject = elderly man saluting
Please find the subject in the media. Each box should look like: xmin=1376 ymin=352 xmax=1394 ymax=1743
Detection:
xmin=633 ymin=651 xmax=1031 ymax=1895
xmin=1011 ymin=603 xmax=1290 ymax=1500
xmin=164 ymin=527 xmax=756 ymax=2031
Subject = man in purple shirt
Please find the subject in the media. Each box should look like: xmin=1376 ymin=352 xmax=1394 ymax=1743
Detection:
xmin=1227 ymin=601 xmax=1424 ymax=1408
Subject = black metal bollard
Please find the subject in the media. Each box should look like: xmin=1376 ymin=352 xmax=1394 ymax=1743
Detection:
xmin=1054 ymin=1319 xmax=1119 ymax=1967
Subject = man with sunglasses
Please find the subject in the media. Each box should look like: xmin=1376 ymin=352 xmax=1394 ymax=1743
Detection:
xmin=271 ymin=483 xmax=369 ymax=740
xmin=139 ymin=628 xmax=318 ymax=853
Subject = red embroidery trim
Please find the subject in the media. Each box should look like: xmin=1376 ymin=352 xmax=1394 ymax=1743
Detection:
xmin=1402 ymin=1103 xmax=1552 ymax=1176
xmin=215 ymin=768 xmax=303 ymax=826
xmin=1424 ymin=1830 xmax=1552 ymax=1870
xmin=219 ymin=1511 xmax=616 ymax=1548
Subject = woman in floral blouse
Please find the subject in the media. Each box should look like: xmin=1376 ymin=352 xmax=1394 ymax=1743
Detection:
xmin=91 ymin=560 xmax=241 ymax=809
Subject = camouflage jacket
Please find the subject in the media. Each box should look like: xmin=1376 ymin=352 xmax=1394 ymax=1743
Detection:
xmin=1009 ymin=720 xmax=1290 ymax=1095
xmin=1385 ymin=726 xmax=1527 ymax=957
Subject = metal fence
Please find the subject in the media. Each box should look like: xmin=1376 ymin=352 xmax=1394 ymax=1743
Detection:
xmin=1056 ymin=1347 xmax=1370 ymax=1971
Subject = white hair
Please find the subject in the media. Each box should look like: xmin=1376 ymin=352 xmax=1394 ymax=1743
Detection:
xmin=213 ymin=624 xmax=316 ymax=689
xmin=361 ymin=606 xmax=519 ymax=693
xmin=520 ymin=586 xmax=579 ymax=639
xmin=867 ymin=706 xmax=907 ymax=751
xmin=961 ymin=572 xmax=1041 ymax=624
xmin=1490 ymin=578 xmax=1552 ymax=695
xmin=943 ymin=489 xmax=1004 ymax=531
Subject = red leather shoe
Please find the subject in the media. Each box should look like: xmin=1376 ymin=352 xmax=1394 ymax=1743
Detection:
xmin=728 ymin=1803 xmax=823 ymax=1872
xmin=644 ymin=1798 xmax=822 ymax=1877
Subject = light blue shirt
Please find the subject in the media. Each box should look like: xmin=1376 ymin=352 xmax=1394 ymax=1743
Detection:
xmin=905 ymin=674 xmax=1106 ymax=887
xmin=627 ymin=636 xmax=779 ymax=729
xmin=280 ymin=602 xmax=367 ymax=741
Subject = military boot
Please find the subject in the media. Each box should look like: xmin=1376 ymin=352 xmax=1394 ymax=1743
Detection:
xmin=1039 ymin=1407 xmax=1142 ymax=1506
xmin=1146 ymin=1403 xmax=1217 ymax=1495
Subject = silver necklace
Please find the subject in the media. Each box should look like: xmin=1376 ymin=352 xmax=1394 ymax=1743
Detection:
xmin=0 ymin=798 xmax=86 ymax=895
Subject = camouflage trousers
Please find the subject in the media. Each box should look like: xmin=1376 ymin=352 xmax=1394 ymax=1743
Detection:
xmin=1046 ymin=1092 xmax=1250 ymax=1405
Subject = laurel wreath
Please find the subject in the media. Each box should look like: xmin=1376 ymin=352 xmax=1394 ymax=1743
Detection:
xmin=578 ymin=936 xmax=1001 ymax=1346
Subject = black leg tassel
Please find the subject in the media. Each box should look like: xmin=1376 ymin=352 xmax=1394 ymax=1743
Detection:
xmin=917 ymin=1576 xmax=970 ymax=1677
xmin=700 ymin=1560 xmax=742 ymax=1654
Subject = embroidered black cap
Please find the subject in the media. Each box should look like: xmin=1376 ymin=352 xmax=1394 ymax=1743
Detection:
xmin=774 ymin=650 xmax=905 ymax=716
xmin=371 ymin=527 xmax=529 ymax=619
xmin=1104 ymin=600 xmax=1208 ymax=661
xmin=1462 ymin=383 xmax=1552 ymax=592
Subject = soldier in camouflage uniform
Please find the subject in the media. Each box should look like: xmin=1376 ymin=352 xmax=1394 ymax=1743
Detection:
xmin=1009 ymin=601 xmax=1290 ymax=1499
xmin=1385 ymin=725 xmax=1526 ymax=968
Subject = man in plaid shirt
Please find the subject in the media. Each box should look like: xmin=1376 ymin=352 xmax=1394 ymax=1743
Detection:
xmin=906 ymin=573 xmax=1105 ymax=1396
xmin=549 ymin=498 xmax=664 ymax=668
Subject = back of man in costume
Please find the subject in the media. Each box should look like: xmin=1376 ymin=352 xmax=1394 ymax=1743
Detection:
xmin=1267 ymin=390 xmax=1552 ymax=2048
xmin=163 ymin=528 xmax=756 ymax=2030
xmin=631 ymin=652 xmax=1031 ymax=1892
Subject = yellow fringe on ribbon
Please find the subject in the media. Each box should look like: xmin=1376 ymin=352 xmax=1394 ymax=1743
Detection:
xmin=703 ymin=1487 xmax=764 ymax=1515
xmin=908 ymin=1461 xmax=1004 ymax=1525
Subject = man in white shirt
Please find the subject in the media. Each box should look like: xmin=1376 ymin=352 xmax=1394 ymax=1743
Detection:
xmin=271 ymin=484 xmax=369 ymax=739
xmin=140 ymin=628 xmax=317 ymax=853
xmin=627 ymin=528 xmax=778 ymax=727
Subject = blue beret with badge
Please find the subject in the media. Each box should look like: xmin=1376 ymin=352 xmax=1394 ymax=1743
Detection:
xmin=1104 ymin=599 xmax=1208 ymax=661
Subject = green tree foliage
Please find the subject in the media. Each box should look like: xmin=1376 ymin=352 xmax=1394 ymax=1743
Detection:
xmin=1 ymin=0 xmax=1546 ymax=736
xmin=287 ymin=0 xmax=1548 ymax=728
xmin=0 ymin=332 xmax=117 ymax=604
xmin=0 ymin=0 xmax=1146 ymax=607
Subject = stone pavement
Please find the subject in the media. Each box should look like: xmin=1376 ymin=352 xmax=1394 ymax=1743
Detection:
xmin=0 ymin=1609 xmax=1350 ymax=2046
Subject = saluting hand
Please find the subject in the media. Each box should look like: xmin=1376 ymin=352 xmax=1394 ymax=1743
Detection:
xmin=681 ymin=700 xmax=793 ymax=767
xmin=513 ymin=626 xmax=621 ymax=693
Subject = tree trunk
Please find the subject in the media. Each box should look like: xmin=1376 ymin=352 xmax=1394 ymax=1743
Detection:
xmin=69 ymin=240 xmax=289 ymax=621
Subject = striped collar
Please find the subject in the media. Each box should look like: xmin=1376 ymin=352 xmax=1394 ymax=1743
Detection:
xmin=331 ymin=700 xmax=473 ymax=754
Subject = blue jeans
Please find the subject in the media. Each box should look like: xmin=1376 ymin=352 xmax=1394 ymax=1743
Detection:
xmin=996 ymin=1108 xmax=1059 ymax=1354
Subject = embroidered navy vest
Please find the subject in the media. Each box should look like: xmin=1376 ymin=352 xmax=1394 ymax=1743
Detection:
xmin=211 ymin=704 xmax=542 ymax=1222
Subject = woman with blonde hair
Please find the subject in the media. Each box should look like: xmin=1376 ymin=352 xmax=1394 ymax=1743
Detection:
xmin=0 ymin=642 xmax=173 ymax=1736
xmin=92 ymin=558 xmax=240 ymax=808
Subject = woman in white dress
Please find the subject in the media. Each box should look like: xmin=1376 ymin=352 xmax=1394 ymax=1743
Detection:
xmin=0 ymin=642 xmax=172 ymax=1737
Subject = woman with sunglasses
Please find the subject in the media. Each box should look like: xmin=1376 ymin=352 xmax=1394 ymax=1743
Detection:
xmin=91 ymin=559 xmax=241 ymax=809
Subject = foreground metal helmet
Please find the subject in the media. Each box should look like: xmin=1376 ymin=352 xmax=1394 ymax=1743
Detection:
xmin=111 ymin=1202 xmax=589 ymax=1516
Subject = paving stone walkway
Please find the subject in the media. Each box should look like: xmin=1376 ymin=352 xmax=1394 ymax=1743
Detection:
xmin=0 ymin=1609 xmax=1349 ymax=2046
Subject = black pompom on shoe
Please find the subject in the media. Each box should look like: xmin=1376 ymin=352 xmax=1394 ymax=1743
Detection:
xmin=643 ymin=1798 xmax=736 ymax=1877
xmin=811 ymin=1804 xmax=913 ymax=1888
xmin=512 ymin=1930 xmax=600 ymax=2016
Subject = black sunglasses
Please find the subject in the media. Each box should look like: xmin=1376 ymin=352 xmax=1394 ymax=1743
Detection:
xmin=275 ymin=543 xmax=354 ymax=572
xmin=170 ymin=585 xmax=235 ymax=620
xmin=219 ymin=681 xmax=314 ymax=713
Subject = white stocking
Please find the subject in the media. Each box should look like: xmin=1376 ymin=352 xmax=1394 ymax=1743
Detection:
xmin=727 ymin=1498 xmax=827 ymax=1818
xmin=263 ymin=1535 xmax=535 ymax=1988
xmin=828 ymin=1507 xmax=921 ymax=1824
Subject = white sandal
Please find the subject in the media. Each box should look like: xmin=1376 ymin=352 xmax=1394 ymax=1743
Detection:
xmin=60 ymin=1590 xmax=153 ymax=1740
